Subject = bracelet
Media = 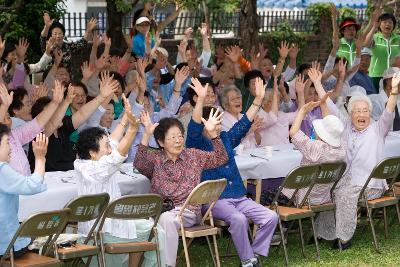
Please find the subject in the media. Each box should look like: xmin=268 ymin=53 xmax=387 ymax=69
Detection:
xmin=173 ymin=89 xmax=181 ymax=93
xmin=390 ymin=92 xmax=399 ymax=95
xmin=252 ymin=102 xmax=261 ymax=107
xmin=211 ymin=136 xmax=219 ymax=140
xmin=136 ymin=99 xmax=144 ymax=105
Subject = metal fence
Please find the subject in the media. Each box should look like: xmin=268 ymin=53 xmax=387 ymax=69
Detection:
xmin=60 ymin=9 xmax=367 ymax=39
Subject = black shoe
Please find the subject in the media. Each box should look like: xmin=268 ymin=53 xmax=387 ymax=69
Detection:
xmin=308 ymin=235 xmax=322 ymax=245
xmin=331 ymin=239 xmax=352 ymax=250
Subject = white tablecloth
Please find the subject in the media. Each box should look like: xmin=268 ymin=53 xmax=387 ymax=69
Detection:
xmin=18 ymin=164 xmax=150 ymax=221
xmin=235 ymin=133 xmax=400 ymax=180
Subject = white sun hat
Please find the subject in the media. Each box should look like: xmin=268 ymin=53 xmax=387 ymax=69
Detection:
xmin=135 ymin=17 xmax=150 ymax=25
xmin=312 ymin=115 xmax=344 ymax=147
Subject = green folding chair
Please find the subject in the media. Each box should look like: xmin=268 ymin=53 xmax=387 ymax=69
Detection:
xmin=358 ymin=156 xmax=400 ymax=252
xmin=269 ymin=165 xmax=320 ymax=266
xmin=97 ymin=194 xmax=163 ymax=267
xmin=0 ymin=209 xmax=71 ymax=267
xmin=307 ymin=162 xmax=347 ymax=214
xmin=59 ymin=193 xmax=110 ymax=267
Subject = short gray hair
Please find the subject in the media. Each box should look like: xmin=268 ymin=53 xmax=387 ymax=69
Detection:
xmin=220 ymin=85 xmax=241 ymax=110
xmin=348 ymin=94 xmax=373 ymax=113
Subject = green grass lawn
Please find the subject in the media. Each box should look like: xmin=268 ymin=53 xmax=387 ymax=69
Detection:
xmin=176 ymin=214 xmax=400 ymax=267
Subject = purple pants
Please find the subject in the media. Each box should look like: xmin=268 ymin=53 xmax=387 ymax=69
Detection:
xmin=211 ymin=197 xmax=278 ymax=261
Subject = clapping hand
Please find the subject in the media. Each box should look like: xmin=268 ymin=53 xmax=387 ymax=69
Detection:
xmin=52 ymin=80 xmax=65 ymax=104
xmin=175 ymin=66 xmax=190 ymax=86
xmin=15 ymin=38 xmax=29 ymax=63
xmin=32 ymin=133 xmax=49 ymax=160
xmin=140 ymin=110 xmax=159 ymax=136
xmin=225 ymin=45 xmax=242 ymax=63
xmin=250 ymin=116 xmax=264 ymax=133
xmin=201 ymin=107 xmax=223 ymax=139
xmin=295 ymin=74 xmax=307 ymax=95
xmin=278 ymin=41 xmax=290 ymax=59
xmin=300 ymin=101 xmax=321 ymax=115
xmin=66 ymin=84 xmax=76 ymax=103
xmin=254 ymin=77 xmax=266 ymax=100
xmin=32 ymin=82 xmax=49 ymax=103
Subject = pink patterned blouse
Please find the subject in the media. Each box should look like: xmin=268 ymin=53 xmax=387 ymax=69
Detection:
xmin=133 ymin=137 xmax=228 ymax=217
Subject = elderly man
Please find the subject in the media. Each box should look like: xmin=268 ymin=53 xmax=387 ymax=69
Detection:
xmin=369 ymin=67 xmax=400 ymax=130
xmin=349 ymin=47 xmax=376 ymax=94
xmin=309 ymin=66 xmax=400 ymax=249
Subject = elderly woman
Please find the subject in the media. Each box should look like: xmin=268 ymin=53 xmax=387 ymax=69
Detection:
xmin=220 ymin=85 xmax=263 ymax=149
xmin=0 ymin=131 xmax=48 ymax=258
xmin=257 ymin=76 xmax=305 ymax=146
xmin=310 ymin=67 xmax=400 ymax=249
xmin=40 ymin=13 xmax=96 ymax=69
xmin=134 ymin=110 xmax=228 ymax=267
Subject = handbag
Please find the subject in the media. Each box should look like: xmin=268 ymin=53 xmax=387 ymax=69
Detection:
xmin=162 ymin=198 xmax=175 ymax=213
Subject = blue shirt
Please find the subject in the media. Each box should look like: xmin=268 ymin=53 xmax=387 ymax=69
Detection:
xmin=186 ymin=116 xmax=251 ymax=199
xmin=349 ymin=70 xmax=377 ymax=95
xmin=132 ymin=33 xmax=155 ymax=58
xmin=0 ymin=162 xmax=46 ymax=255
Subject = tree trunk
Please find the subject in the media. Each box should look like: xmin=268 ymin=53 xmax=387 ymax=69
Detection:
xmin=106 ymin=0 xmax=126 ymax=49
xmin=238 ymin=0 xmax=258 ymax=56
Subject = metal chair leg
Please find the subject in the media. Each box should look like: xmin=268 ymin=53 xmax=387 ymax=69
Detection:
xmin=383 ymin=207 xmax=388 ymax=239
xmin=206 ymin=236 xmax=217 ymax=267
xmin=366 ymin=207 xmax=380 ymax=253
xmin=310 ymin=216 xmax=320 ymax=261
xmin=298 ymin=219 xmax=306 ymax=257
xmin=396 ymin=203 xmax=400 ymax=224
xmin=212 ymin=234 xmax=221 ymax=267
xmin=278 ymin=218 xmax=289 ymax=266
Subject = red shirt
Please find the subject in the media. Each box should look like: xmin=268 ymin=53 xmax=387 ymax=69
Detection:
xmin=134 ymin=137 xmax=228 ymax=216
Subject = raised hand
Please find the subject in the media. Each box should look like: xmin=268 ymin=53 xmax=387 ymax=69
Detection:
xmin=45 ymin=36 xmax=56 ymax=56
xmin=32 ymin=82 xmax=49 ymax=103
xmin=311 ymin=61 xmax=321 ymax=71
xmin=86 ymin=18 xmax=98 ymax=32
xmin=201 ymin=108 xmax=223 ymax=138
xmin=95 ymin=54 xmax=110 ymax=70
xmin=177 ymin=39 xmax=188 ymax=61
xmin=338 ymin=59 xmax=347 ymax=80
xmin=43 ymin=12 xmax=54 ymax=28
xmin=32 ymin=133 xmax=49 ymax=160
xmin=136 ymin=57 xmax=150 ymax=77
xmin=52 ymin=80 xmax=65 ymax=104
xmin=199 ymin=22 xmax=208 ymax=37
xmin=122 ymin=94 xmax=140 ymax=129
xmin=99 ymin=71 xmax=119 ymax=98
xmin=81 ymin=61 xmax=95 ymax=81
xmin=278 ymin=41 xmax=290 ymax=59
xmin=320 ymin=91 xmax=332 ymax=104
xmin=300 ymin=101 xmax=320 ymax=114
xmin=184 ymin=27 xmax=193 ymax=38
xmin=254 ymin=77 xmax=266 ymax=100
xmin=92 ymin=33 xmax=101 ymax=48
xmin=0 ymin=83 xmax=13 ymax=108
xmin=225 ymin=45 xmax=242 ymax=63
xmin=391 ymin=72 xmax=400 ymax=90
xmin=66 ymin=84 xmax=76 ymax=103
xmin=295 ymin=74 xmax=307 ymax=94
xmin=175 ymin=65 xmax=190 ymax=86
xmin=308 ymin=68 xmax=322 ymax=84
xmin=289 ymin=44 xmax=299 ymax=59
xmin=15 ymin=38 xmax=30 ymax=63
xmin=102 ymin=33 xmax=111 ymax=47
xmin=332 ymin=30 xmax=340 ymax=52
xmin=189 ymin=77 xmax=208 ymax=98
xmin=0 ymin=36 xmax=5 ymax=58
xmin=53 ymin=48 xmax=63 ymax=66
xmin=140 ymin=110 xmax=159 ymax=135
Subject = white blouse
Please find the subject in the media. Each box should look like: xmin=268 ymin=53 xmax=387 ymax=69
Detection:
xmin=74 ymin=139 xmax=137 ymax=239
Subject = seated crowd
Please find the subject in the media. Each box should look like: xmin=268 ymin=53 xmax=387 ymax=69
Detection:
xmin=1 ymin=3 xmax=400 ymax=267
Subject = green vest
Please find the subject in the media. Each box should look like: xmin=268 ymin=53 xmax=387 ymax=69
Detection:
xmin=369 ymin=32 xmax=400 ymax=77
xmin=337 ymin=38 xmax=357 ymax=67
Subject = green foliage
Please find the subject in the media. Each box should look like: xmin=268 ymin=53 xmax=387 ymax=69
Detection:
xmin=306 ymin=2 xmax=331 ymax=33
xmin=260 ymin=21 xmax=308 ymax=65
xmin=0 ymin=0 xmax=66 ymax=61
xmin=339 ymin=7 xmax=356 ymax=20
xmin=114 ymin=0 xmax=134 ymax=13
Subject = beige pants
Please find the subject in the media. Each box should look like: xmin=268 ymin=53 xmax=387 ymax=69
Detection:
xmin=158 ymin=207 xmax=198 ymax=267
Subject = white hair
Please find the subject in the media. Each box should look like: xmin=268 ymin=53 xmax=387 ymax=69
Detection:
xmin=220 ymin=85 xmax=241 ymax=110
xmin=347 ymin=94 xmax=373 ymax=113
xmin=156 ymin=47 xmax=169 ymax=58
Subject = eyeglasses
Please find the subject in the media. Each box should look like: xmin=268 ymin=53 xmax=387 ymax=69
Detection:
xmin=352 ymin=109 xmax=370 ymax=115
xmin=165 ymin=135 xmax=184 ymax=142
